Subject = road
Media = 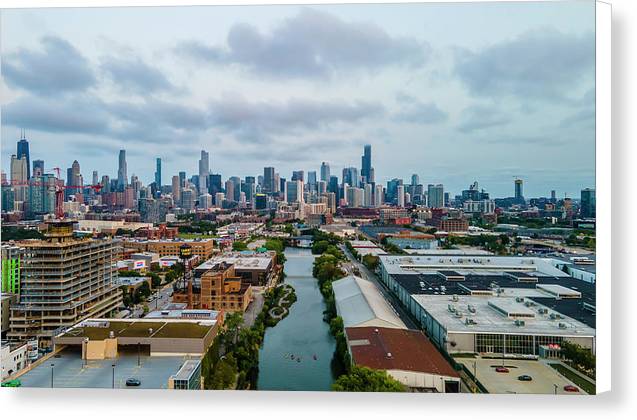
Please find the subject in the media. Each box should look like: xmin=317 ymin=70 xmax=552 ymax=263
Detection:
xmin=129 ymin=283 xmax=174 ymax=318
xmin=339 ymin=244 xmax=417 ymax=330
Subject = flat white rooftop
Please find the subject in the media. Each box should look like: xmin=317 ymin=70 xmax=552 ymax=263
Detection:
xmin=196 ymin=252 xmax=274 ymax=271
xmin=379 ymin=255 xmax=569 ymax=277
xmin=403 ymin=248 xmax=494 ymax=256
xmin=412 ymin=294 xmax=595 ymax=337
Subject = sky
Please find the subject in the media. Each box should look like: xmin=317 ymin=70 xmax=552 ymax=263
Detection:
xmin=0 ymin=1 xmax=596 ymax=198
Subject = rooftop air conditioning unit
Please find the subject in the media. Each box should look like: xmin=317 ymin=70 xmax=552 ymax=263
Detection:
xmin=558 ymin=323 xmax=567 ymax=329
xmin=515 ymin=320 xmax=525 ymax=327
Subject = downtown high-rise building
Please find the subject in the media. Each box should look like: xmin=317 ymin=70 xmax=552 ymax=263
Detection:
xmin=10 ymin=154 xmax=28 ymax=202
xmin=155 ymin=158 xmax=162 ymax=189
xmin=581 ymin=188 xmax=596 ymax=218
xmin=397 ymin=184 xmax=405 ymax=208
xmin=117 ymin=150 xmax=127 ymax=191
xmin=514 ymin=178 xmax=524 ymax=201
xmin=263 ymin=167 xmax=276 ymax=193
xmin=172 ymin=175 xmax=181 ymax=203
xmin=17 ymin=135 xmax=30 ymax=180
xmin=428 ymin=184 xmax=444 ymax=208
xmin=286 ymin=180 xmax=303 ymax=203
xmin=374 ymin=184 xmax=384 ymax=208
xmin=32 ymin=160 xmax=45 ymax=177
xmin=342 ymin=167 xmax=359 ymax=188
xmin=292 ymin=170 xmax=305 ymax=182
xmin=361 ymin=144 xmax=372 ymax=184
xmin=320 ymin=162 xmax=331 ymax=182
xmin=199 ymin=150 xmax=209 ymax=193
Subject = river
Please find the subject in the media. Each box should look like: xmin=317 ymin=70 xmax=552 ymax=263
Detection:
xmin=256 ymin=247 xmax=336 ymax=391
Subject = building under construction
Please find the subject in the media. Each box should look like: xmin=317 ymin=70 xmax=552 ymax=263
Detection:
xmin=8 ymin=221 xmax=123 ymax=346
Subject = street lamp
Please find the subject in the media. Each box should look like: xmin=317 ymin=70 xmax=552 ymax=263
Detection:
xmin=50 ymin=363 xmax=55 ymax=388
xmin=553 ymin=383 xmax=558 ymax=395
xmin=137 ymin=342 xmax=141 ymax=366
xmin=112 ymin=364 xmax=116 ymax=389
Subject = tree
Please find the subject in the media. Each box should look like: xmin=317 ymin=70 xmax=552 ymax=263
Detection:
xmin=312 ymin=240 xmax=330 ymax=255
xmin=149 ymin=272 xmax=162 ymax=288
xmin=332 ymin=366 xmax=406 ymax=392
xmin=362 ymin=255 xmax=379 ymax=271
xmin=232 ymin=241 xmax=248 ymax=251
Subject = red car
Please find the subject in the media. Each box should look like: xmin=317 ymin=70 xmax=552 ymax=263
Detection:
xmin=563 ymin=385 xmax=579 ymax=392
xmin=495 ymin=366 xmax=510 ymax=373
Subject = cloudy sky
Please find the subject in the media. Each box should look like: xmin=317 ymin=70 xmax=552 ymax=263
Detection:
xmin=1 ymin=1 xmax=595 ymax=198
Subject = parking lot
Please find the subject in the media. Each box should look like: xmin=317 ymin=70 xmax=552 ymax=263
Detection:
xmin=455 ymin=357 xmax=586 ymax=395
xmin=18 ymin=349 xmax=188 ymax=389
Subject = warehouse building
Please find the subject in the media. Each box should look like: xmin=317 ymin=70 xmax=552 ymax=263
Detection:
xmin=195 ymin=251 xmax=277 ymax=286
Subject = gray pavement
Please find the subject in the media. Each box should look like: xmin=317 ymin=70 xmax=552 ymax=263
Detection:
xmin=18 ymin=350 xmax=187 ymax=389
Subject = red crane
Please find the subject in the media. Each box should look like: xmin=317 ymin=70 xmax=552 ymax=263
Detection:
xmin=8 ymin=175 xmax=103 ymax=219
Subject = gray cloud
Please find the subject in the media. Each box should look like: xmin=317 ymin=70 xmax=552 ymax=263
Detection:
xmin=100 ymin=56 xmax=175 ymax=93
xmin=2 ymin=36 xmax=96 ymax=95
xmin=178 ymin=8 xmax=428 ymax=79
xmin=457 ymin=104 xmax=511 ymax=132
xmin=559 ymin=107 xmax=594 ymax=129
xmin=454 ymin=28 xmax=594 ymax=102
xmin=393 ymin=93 xmax=447 ymax=124
xmin=208 ymin=94 xmax=385 ymax=142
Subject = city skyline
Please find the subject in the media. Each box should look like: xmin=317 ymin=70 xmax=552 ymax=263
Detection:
xmin=1 ymin=2 xmax=595 ymax=197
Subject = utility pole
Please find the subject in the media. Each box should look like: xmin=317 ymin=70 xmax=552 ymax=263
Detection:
xmin=50 ymin=363 xmax=55 ymax=388
xmin=112 ymin=364 xmax=116 ymax=389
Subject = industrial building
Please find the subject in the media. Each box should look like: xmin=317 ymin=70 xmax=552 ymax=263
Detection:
xmin=332 ymin=275 xmax=406 ymax=329
xmin=377 ymin=255 xmax=596 ymax=357
xmin=8 ymin=221 xmax=123 ymax=346
xmin=345 ymin=326 xmax=460 ymax=393
xmin=121 ymin=238 xmax=215 ymax=259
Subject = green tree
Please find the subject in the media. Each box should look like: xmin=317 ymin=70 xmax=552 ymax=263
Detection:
xmin=362 ymin=255 xmax=379 ymax=271
xmin=232 ymin=241 xmax=248 ymax=251
xmin=149 ymin=272 xmax=162 ymax=288
xmin=332 ymin=366 xmax=406 ymax=392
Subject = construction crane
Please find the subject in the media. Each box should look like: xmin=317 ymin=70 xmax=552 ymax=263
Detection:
xmin=8 ymin=174 xmax=103 ymax=219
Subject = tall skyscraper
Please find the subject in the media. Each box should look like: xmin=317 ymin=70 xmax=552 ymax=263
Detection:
xmin=427 ymin=184 xmax=444 ymax=208
xmin=117 ymin=150 xmax=127 ymax=191
xmin=32 ymin=160 xmax=45 ymax=177
xmin=342 ymin=167 xmax=359 ymax=188
xmin=374 ymin=184 xmax=384 ymax=208
xmin=179 ymin=171 xmax=186 ymax=188
xmin=199 ymin=150 xmax=209 ymax=193
xmin=397 ymin=185 xmax=405 ymax=208
xmin=411 ymin=174 xmax=420 ymax=186
xmin=361 ymin=144 xmax=372 ymax=183
xmin=17 ymin=134 xmax=30 ymax=180
xmin=172 ymin=175 xmax=181 ymax=203
xmin=320 ymin=162 xmax=331 ymax=182
xmin=92 ymin=170 xmax=98 ymax=186
xmin=514 ymin=179 xmax=524 ymax=201
xmin=264 ymin=167 xmax=275 ymax=193
xmin=551 ymin=190 xmax=557 ymax=203
xmin=225 ymin=180 xmax=235 ymax=203
xmin=286 ymin=180 xmax=303 ymax=203
xmin=307 ymin=171 xmax=317 ymax=192
xmin=208 ymin=174 xmax=222 ymax=196
xmin=155 ymin=158 xmax=162 ymax=189
xmin=10 ymin=154 xmax=28 ymax=201
xmin=581 ymin=188 xmax=596 ymax=218
xmin=292 ymin=170 xmax=305 ymax=182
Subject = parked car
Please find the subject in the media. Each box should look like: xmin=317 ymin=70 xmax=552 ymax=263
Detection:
xmin=517 ymin=375 xmax=533 ymax=381
xmin=125 ymin=378 xmax=141 ymax=387
xmin=495 ymin=366 xmax=510 ymax=373
xmin=563 ymin=385 xmax=579 ymax=392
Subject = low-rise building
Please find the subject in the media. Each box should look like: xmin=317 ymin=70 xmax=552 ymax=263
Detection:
xmin=1 ymin=340 xmax=29 ymax=380
xmin=195 ymin=251 xmax=277 ymax=287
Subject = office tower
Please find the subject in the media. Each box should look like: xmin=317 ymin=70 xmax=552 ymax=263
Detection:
xmin=328 ymin=176 xmax=339 ymax=200
xmin=181 ymin=188 xmax=195 ymax=210
xmin=32 ymin=160 xmax=44 ymax=177
xmin=255 ymin=193 xmax=267 ymax=210
xmin=411 ymin=174 xmax=420 ymax=186
xmin=386 ymin=178 xmax=403 ymax=203
xmin=581 ymin=188 xmax=596 ymax=218
xmin=100 ymin=175 xmax=110 ymax=193
xmin=320 ymin=162 xmax=331 ymax=182
xmin=514 ymin=178 xmax=524 ymax=201
xmin=307 ymin=171 xmax=317 ymax=191
xmin=199 ymin=193 xmax=213 ymax=209
xmin=551 ymin=190 xmax=557 ymax=203
xmin=364 ymin=183 xmax=373 ymax=207
xmin=179 ymin=171 xmax=186 ymax=188
xmin=28 ymin=174 xmax=56 ymax=216
xmin=8 ymin=221 xmax=123 ymax=343
xmin=342 ymin=167 xmax=359 ymax=188
xmin=92 ymin=170 xmax=98 ymax=186
xmin=292 ymin=170 xmax=305 ymax=182
xmin=2 ymin=185 xmax=15 ymax=212
xmin=225 ymin=180 xmax=235 ymax=203
xmin=276 ymin=174 xmax=282 ymax=194
xmin=10 ymin=154 xmax=28 ymax=202
xmin=318 ymin=180 xmax=327 ymax=195
xmin=264 ymin=167 xmax=275 ymax=193
xmin=172 ymin=175 xmax=181 ymax=203
xmin=428 ymin=184 xmax=444 ymax=208
xmin=199 ymin=150 xmax=209 ymax=193
xmin=17 ymin=134 xmax=31 ymax=180
xmin=374 ymin=184 xmax=384 ymax=207
xmin=397 ymin=185 xmax=406 ymax=207
xmin=208 ymin=174 xmax=222 ymax=196
xmin=243 ymin=176 xmax=256 ymax=203
xmin=229 ymin=176 xmax=241 ymax=202
xmin=444 ymin=192 xmax=450 ymax=207
xmin=346 ymin=187 xmax=364 ymax=208
xmin=215 ymin=192 xmax=225 ymax=207
xmin=286 ymin=180 xmax=303 ymax=203
xmin=155 ymin=158 xmax=162 ymax=189
xmin=117 ymin=150 xmax=127 ymax=191
xmin=361 ymin=144 xmax=372 ymax=183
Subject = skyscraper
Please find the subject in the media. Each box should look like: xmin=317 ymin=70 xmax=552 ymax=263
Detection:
xmin=581 ymin=188 xmax=596 ymax=218
xmin=286 ymin=180 xmax=303 ymax=203
xmin=17 ymin=134 xmax=30 ymax=180
xmin=361 ymin=144 xmax=372 ymax=183
xmin=307 ymin=171 xmax=317 ymax=192
xmin=208 ymin=174 xmax=222 ymax=196
xmin=374 ymin=184 xmax=384 ymax=208
xmin=320 ymin=162 xmax=331 ymax=182
xmin=411 ymin=174 xmax=420 ymax=186
xmin=10 ymin=154 xmax=28 ymax=202
xmin=155 ymin=158 xmax=162 ymax=189
xmin=117 ymin=150 xmax=127 ymax=191
xmin=199 ymin=150 xmax=209 ymax=193
xmin=264 ymin=167 xmax=275 ymax=193
xmin=342 ymin=167 xmax=359 ymax=188
xmin=32 ymin=160 xmax=45 ymax=177
xmin=514 ymin=179 xmax=524 ymax=201
xmin=179 ymin=171 xmax=186 ymax=188
xmin=427 ymin=184 xmax=444 ymax=208
xmin=292 ymin=170 xmax=305 ymax=182
xmin=172 ymin=175 xmax=181 ymax=203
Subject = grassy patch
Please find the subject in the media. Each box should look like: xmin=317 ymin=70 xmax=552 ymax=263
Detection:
xmin=549 ymin=363 xmax=596 ymax=395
